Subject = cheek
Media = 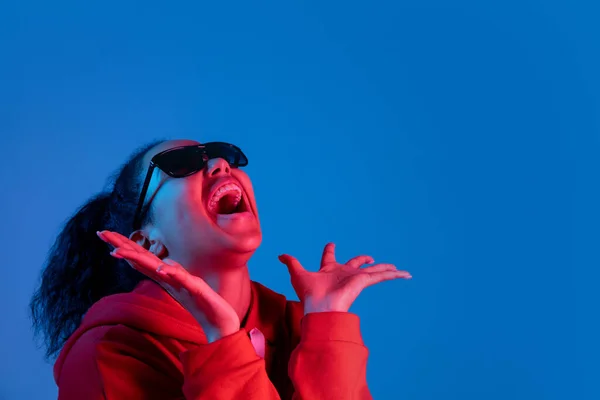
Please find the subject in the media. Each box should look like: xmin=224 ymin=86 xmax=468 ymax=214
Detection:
xmin=234 ymin=170 xmax=256 ymax=198
xmin=153 ymin=180 xmax=204 ymax=230
xmin=182 ymin=185 xmax=206 ymax=217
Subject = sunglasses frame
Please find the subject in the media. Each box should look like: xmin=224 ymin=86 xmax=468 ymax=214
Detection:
xmin=132 ymin=142 xmax=247 ymax=230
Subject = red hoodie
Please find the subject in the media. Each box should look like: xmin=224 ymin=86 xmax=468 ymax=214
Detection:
xmin=54 ymin=279 xmax=373 ymax=399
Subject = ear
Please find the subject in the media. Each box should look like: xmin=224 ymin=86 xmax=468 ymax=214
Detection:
xmin=129 ymin=230 xmax=151 ymax=249
xmin=128 ymin=230 xmax=169 ymax=259
xmin=149 ymin=239 xmax=169 ymax=259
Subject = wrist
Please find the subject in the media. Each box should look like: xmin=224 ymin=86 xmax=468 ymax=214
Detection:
xmin=303 ymin=301 xmax=348 ymax=315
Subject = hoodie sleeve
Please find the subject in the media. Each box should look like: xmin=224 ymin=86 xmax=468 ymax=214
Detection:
xmin=180 ymin=312 xmax=372 ymax=400
xmin=288 ymin=312 xmax=372 ymax=399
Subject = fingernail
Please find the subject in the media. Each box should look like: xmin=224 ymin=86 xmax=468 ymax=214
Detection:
xmin=110 ymin=250 xmax=123 ymax=259
xmin=157 ymin=263 xmax=172 ymax=276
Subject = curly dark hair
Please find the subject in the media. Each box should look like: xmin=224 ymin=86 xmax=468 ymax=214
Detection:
xmin=30 ymin=140 xmax=165 ymax=360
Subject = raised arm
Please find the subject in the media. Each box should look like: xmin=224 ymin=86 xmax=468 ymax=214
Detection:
xmin=279 ymin=243 xmax=412 ymax=399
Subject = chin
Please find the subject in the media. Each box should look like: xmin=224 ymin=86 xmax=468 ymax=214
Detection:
xmin=199 ymin=230 xmax=261 ymax=269
xmin=226 ymin=229 xmax=262 ymax=255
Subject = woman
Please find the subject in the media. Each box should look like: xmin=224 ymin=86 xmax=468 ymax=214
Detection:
xmin=31 ymin=139 xmax=412 ymax=399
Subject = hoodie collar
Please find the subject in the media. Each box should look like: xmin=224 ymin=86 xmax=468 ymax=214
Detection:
xmin=134 ymin=279 xmax=286 ymax=345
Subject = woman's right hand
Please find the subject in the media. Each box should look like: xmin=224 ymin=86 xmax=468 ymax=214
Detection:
xmin=97 ymin=230 xmax=240 ymax=343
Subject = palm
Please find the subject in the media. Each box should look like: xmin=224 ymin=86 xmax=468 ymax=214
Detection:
xmin=297 ymin=265 xmax=366 ymax=305
xmin=97 ymin=231 xmax=240 ymax=342
xmin=279 ymin=243 xmax=411 ymax=314
xmin=164 ymin=275 xmax=240 ymax=335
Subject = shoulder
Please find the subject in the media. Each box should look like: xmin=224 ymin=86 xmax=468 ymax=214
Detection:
xmin=57 ymin=325 xmax=183 ymax=398
xmin=58 ymin=325 xmax=146 ymax=376
xmin=60 ymin=324 xmax=179 ymax=373
xmin=55 ymin=325 xmax=113 ymax=397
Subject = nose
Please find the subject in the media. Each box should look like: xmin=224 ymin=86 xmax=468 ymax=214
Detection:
xmin=205 ymin=157 xmax=231 ymax=177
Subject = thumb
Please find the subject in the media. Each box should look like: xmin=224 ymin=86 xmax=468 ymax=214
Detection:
xmin=278 ymin=254 xmax=305 ymax=275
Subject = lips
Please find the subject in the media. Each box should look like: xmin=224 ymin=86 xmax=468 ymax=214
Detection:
xmin=205 ymin=178 xmax=250 ymax=216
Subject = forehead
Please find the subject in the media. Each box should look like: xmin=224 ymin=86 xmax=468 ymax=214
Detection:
xmin=142 ymin=139 xmax=200 ymax=166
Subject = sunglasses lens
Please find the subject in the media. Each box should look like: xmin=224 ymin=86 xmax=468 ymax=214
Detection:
xmin=157 ymin=143 xmax=247 ymax=177
xmin=205 ymin=143 xmax=248 ymax=167
xmin=158 ymin=147 xmax=205 ymax=177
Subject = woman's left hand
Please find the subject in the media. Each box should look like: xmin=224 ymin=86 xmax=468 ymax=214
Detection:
xmin=278 ymin=243 xmax=411 ymax=314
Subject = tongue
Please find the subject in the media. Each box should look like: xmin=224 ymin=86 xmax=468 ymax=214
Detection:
xmin=217 ymin=194 xmax=240 ymax=215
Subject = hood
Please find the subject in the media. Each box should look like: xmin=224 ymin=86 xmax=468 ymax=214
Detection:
xmin=53 ymin=279 xmax=289 ymax=383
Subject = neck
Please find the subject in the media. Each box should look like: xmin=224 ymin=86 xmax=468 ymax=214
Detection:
xmin=190 ymin=258 xmax=252 ymax=324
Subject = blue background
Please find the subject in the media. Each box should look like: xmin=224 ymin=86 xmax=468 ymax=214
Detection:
xmin=0 ymin=1 xmax=595 ymax=399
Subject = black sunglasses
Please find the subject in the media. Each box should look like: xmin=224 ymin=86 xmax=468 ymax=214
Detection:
xmin=132 ymin=142 xmax=248 ymax=230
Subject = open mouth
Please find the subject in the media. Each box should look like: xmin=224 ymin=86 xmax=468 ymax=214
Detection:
xmin=207 ymin=181 xmax=249 ymax=216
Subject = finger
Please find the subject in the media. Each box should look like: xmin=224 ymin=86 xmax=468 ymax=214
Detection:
xmin=361 ymin=263 xmax=398 ymax=273
xmin=159 ymin=261 xmax=217 ymax=298
xmin=123 ymin=259 xmax=184 ymax=300
xmin=114 ymin=250 xmax=189 ymax=290
xmin=278 ymin=254 xmax=306 ymax=275
xmin=121 ymin=257 xmax=178 ymax=287
xmin=97 ymin=230 xmax=125 ymax=245
xmin=346 ymin=255 xmax=375 ymax=269
xmin=320 ymin=243 xmax=336 ymax=268
xmin=112 ymin=250 xmax=164 ymax=282
xmin=153 ymin=260 xmax=194 ymax=291
xmin=363 ymin=270 xmax=412 ymax=288
xmin=97 ymin=231 xmax=139 ymax=252
xmin=110 ymin=231 xmax=147 ymax=252
xmin=111 ymin=248 xmax=162 ymax=274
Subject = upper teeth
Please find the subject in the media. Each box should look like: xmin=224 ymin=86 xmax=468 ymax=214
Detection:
xmin=208 ymin=183 xmax=243 ymax=212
